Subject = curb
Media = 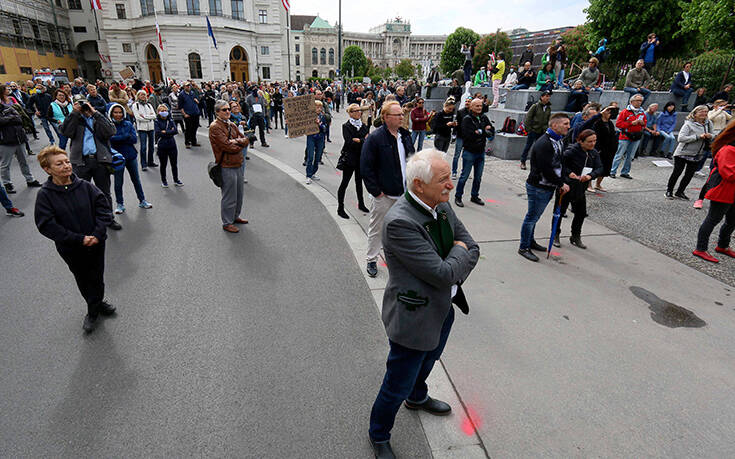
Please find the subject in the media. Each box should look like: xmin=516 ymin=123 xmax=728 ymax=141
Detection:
xmin=246 ymin=147 xmax=489 ymax=459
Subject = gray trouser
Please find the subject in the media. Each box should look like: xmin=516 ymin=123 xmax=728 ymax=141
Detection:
xmin=0 ymin=143 xmax=35 ymax=186
xmin=366 ymin=194 xmax=398 ymax=262
xmin=221 ymin=166 xmax=244 ymax=226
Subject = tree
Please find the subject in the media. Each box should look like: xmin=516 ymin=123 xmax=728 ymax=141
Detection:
xmin=560 ymin=25 xmax=595 ymax=69
xmin=382 ymin=66 xmax=393 ymax=80
xmin=678 ymin=0 xmax=735 ymax=51
xmin=342 ymin=45 xmax=368 ymax=77
xmin=584 ymin=0 xmax=696 ymax=62
xmin=472 ymin=32 xmax=512 ymax=73
xmin=394 ymin=59 xmax=416 ymax=79
xmin=440 ymin=27 xmax=480 ymax=75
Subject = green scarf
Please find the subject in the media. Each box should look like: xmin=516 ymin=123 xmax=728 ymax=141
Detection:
xmin=405 ymin=192 xmax=454 ymax=258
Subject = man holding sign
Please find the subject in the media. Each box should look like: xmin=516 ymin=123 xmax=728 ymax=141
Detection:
xmin=245 ymin=89 xmax=269 ymax=148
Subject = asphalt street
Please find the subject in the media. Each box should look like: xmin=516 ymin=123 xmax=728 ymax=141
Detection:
xmin=0 ymin=127 xmax=431 ymax=457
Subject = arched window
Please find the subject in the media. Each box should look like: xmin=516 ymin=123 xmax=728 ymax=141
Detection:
xmin=328 ymin=48 xmax=334 ymax=65
xmin=312 ymin=69 xmax=318 ymax=77
xmin=311 ymin=48 xmax=317 ymax=65
xmin=188 ymin=52 xmax=202 ymax=78
xmin=320 ymin=48 xmax=326 ymax=65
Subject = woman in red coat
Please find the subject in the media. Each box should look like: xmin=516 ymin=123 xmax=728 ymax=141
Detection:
xmin=693 ymin=120 xmax=735 ymax=262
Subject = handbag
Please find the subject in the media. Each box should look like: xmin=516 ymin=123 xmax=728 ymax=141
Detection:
xmin=625 ymin=129 xmax=643 ymax=141
xmin=336 ymin=151 xmax=347 ymax=170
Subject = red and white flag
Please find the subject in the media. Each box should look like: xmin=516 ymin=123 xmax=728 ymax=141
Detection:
xmin=155 ymin=21 xmax=163 ymax=50
xmin=90 ymin=0 xmax=102 ymax=10
xmin=281 ymin=0 xmax=289 ymax=12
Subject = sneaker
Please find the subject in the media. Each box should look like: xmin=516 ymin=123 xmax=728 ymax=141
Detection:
xmin=4 ymin=183 xmax=16 ymax=194
xmin=518 ymin=248 xmax=539 ymax=262
xmin=114 ymin=204 xmax=125 ymax=214
xmin=174 ymin=180 xmax=184 ymax=187
xmin=82 ymin=314 xmax=98 ymax=333
xmin=675 ymin=192 xmax=690 ymax=200
xmin=366 ymin=261 xmax=378 ymax=277
xmin=243 ymin=178 xmax=248 ymax=183
xmin=6 ymin=207 xmax=24 ymax=217
xmin=142 ymin=167 xmax=148 ymax=171
xmin=695 ymin=171 xmax=708 ymax=177
xmin=693 ymin=199 xmax=704 ymax=209
xmin=305 ymin=177 xmax=312 ymax=185
xmin=609 ymin=174 xmax=616 ymax=179
xmin=311 ymin=174 xmax=320 ymax=181
xmin=520 ymin=162 xmax=527 ymax=170
xmin=161 ymin=182 xmax=169 ymax=188
xmin=26 ymin=180 xmax=42 ymax=187
xmin=139 ymin=200 xmax=153 ymax=209
xmin=665 ymin=191 xmax=674 ymax=199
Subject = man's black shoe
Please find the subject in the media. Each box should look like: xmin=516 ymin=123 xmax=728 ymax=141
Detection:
xmin=404 ymin=396 xmax=451 ymax=416
xmin=369 ymin=436 xmax=396 ymax=459
xmin=367 ymin=261 xmax=378 ymax=278
xmin=109 ymin=220 xmax=122 ymax=231
xmin=470 ymin=196 xmax=485 ymax=206
xmin=609 ymin=174 xmax=616 ymax=179
xmin=518 ymin=248 xmax=539 ymax=262
xmin=98 ymin=301 xmax=117 ymax=316
xmin=454 ymin=197 xmax=464 ymax=207
xmin=675 ymin=192 xmax=690 ymax=200
xmin=530 ymin=241 xmax=546 ymax=251
xmin=5 ymin=183 xmax=16 ymax=194
xmin=192 ymin=143 xmax=201 ymax=147
xmin=246 ymin=156 xmax=251 ymax=160
xmin=82 ymin=314 xmax=98 ymax=333
xmin=302 ymin=161 xmax=307 ymax=166
xmin=665 ymin=191 xmax=674 ymax=199
xmin=149 ymin=163 xmax=159 ymax=167
xmin=261 ymin=143 xmax=270 ymax=148
xmin=620 ymin=174 xmax=633 ymax=179
xmin=27 ymin=180 xmax=42 ymax=187
xmin=570 ymin=235 xmax=587 ymax=249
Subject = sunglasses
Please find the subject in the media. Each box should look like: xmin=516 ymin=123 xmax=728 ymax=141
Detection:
xmin=219 ymin=108 xmax=231 ymax=112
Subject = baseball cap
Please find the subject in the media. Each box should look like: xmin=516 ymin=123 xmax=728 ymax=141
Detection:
xmin=72 ymin=94 xmax=88 ymax=104
xmin=541 ymin=90 xmax=553 ymax=96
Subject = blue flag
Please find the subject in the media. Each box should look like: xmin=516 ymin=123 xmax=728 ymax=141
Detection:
xmin=206 ymin=16 xmax=217 ymax=49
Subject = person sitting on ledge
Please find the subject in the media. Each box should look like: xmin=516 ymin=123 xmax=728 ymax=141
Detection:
xmin=536 ymin=62 xmax=555 ymax=92
xmin=623 ymin=59 xmax=652 ymax=104
xmin=512 ymin=62 xmax=536 ymax=90
xmin=579 ymin=57 xmax=602 ymax=92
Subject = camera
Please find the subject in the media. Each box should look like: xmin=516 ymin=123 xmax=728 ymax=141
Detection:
xmin=608 ymin=107 xmax=619 ymax=118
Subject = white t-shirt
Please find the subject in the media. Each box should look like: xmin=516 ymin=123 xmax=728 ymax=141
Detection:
xmin=388 ymin=132 xmax=407 ymax=199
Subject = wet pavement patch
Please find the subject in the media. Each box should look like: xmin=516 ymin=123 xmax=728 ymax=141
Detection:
xmin=715 ymin=301 xmax=723 ymax=306
xmin=563 ymin=315 xmax=570 ymax=320
xmin=630 ymin=286 xmax=706 ymax=328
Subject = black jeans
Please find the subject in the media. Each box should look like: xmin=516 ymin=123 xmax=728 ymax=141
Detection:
xmin=696 ymin=201 xmax=735 ymax=251
xmin=434 ymin=135 xmax=451 ymax=152
xmin=158 ymin=148 xmax=179 ymax=183
xmin=73 ymin=157 xmax=112 ymax=210
xmin=556 ymin=188 xmax=587 ymax=237
xmin=337 ymin=165 xmax=365 ymax=209
xmin=184 ymin=115 xmax=199 ymax=145
xmin=667 ymin=156 xmax=698 ymax=194
xmin=251 ymin=115 xmax=266 ymax=145
xmin=58 ymin=243 xmax=106 ymax=317
xmin=272 ymin=108 xmax=283 ymax=129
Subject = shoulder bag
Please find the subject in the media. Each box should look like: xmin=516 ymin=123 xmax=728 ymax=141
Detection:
xmin=207 ymin=122 xmax=231 ymax=188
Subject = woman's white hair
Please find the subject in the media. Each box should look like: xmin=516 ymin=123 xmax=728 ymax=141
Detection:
xmin=406 ymin=149 xmax=447 ymax=192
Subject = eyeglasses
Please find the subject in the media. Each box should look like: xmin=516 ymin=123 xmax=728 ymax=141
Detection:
xmin=219 ymin=108 xmax=231 ymax=112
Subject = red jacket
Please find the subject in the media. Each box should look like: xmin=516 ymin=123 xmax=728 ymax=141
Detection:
xmin=615 ymin=108 xmax=646 ymax=141
xmin=410 ymin=107 xmax=430 ymax=132
xmin=705 ymin=145 xmax=735 ymax=204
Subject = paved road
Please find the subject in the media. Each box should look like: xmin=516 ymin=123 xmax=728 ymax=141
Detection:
xmin=0 ymin=130 xmax=430 ymax=457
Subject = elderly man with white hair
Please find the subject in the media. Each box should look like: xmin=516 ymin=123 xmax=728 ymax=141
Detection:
xmin=368 ymin=148 xmax=480 ymax=459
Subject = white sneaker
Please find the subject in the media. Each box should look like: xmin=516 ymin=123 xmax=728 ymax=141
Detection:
xmin=284 ymin=134 xmax=289 ymax=138
xmin=114 ymin=204 xmax=125 ymax=214
xmin=305 ymin=178 xmax=312 ymax=184
xmin=311 ymin=174 xmax=320 ymax=181
xmin=243 ymin=178 xmax=248 ymax=183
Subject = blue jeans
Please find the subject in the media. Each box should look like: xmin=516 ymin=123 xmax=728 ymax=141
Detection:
xmin=411 ymin=130 xmax=426 ymax=151
xmin=672 ymin=88 xmax=694 ymax=108
xmin=639 ymin=132 xmax=662 ymax=155
xmin=511 ymin=84 xmax=529 ymax=90
xmin=660 ymin=131 xmax=676 ymax=154
xmin=455 ymin=149 xmax=485 ymax=199
xmin=521 ymin=131 xmax=541 ymax=164
xmin=520 ymin=182 xmax=554 ymax=250
xmin=138 ymin=130 xmax=155 ymax=168
xmin=114 ymin=156 xmax=146 ymax=205
xmin=51 ymin=123 xmax=67 ymax=150
xmin=611 ymin=138 xmax=641 ymax=176
xmin=0 ymin=182 xmax=13 ymax=210
xmin=39 ymin=118 xmax=56 ymax=144
xmin=452 ymin=137 xmax=463 ymax=174
xmin=240 ymin=145 xmax=248 ymax=177
xmin=623 ymin=87 xmax=651 ymax=103
xmin=369 ymin=307 xmax=454 ymax=443
xmin=557 ymin=67 xmax=565 ymax=87
xmin=305 ymin=134 xmax=324 ymax=178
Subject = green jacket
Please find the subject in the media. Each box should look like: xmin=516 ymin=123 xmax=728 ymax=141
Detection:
xmin=473 ymin=70 xmax=487 ymax=86
xmin=524 ymin=100 xmax=552 ymax=134
xmin=536 ymin=70 xmax=555 ymax=90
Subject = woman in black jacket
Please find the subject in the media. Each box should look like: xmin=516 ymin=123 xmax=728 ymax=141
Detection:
xmin=34 ymin=146 xmax=115 ymax=333
xmin=553 ymin=129 xmax=603 ymax=249
xmin=578 ymin=103 xmax=618 ymax=191
xmin=337 ymin=103 xmax=370 ymax=219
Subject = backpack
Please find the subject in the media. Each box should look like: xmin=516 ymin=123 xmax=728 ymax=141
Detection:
xmin=516 ymin=122 xmax=527 ymax=136
xmin=525 ymin=95 xmax=537 ymax=111
xmin=501 ymin=116 xmax=516 ymax=134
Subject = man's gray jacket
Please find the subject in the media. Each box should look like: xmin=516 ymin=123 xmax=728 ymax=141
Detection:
xmin=60 ymin=110 xmax=116 ymax=165
xmin=381 ymin=194 xmax=480 ymax=351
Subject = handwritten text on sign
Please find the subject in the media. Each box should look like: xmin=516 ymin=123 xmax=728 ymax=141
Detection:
xmin=283 ymin=95 xmax=319 ymax=138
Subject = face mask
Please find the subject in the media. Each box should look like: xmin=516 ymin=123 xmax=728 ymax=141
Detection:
xmin=159 ymin=111 xmax=169 ymax=118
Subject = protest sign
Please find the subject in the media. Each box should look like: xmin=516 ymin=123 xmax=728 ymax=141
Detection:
xmin=283 ymin=94 xmax=319 ymax=138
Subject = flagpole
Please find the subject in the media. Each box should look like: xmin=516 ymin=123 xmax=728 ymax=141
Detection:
xmin=209 ymin=39 xmax=215 ymax=81
xmin=154 ymin=10 xmax=167 ymax=84
xmin=286 ymin=11 xmax=291 ymax=80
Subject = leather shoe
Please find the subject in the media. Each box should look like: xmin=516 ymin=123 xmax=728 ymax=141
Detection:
xmin=223 ymin=224 xmax=239 ymax=233
xmin=234 ymin=218 xmax=249 ymax=224
xmin=454 ymin=197 xmax=464 ymax=207
xmin=530 ymin=241 xmax=546 ymax=251
xmin=109 ymin=220 xmax=122 ymax=231
xmin=82 ymin=314 xmax=98 ymax=333
xmin=367 ymin=261 xmax=378 ymax=278
xmin=98 ymin=301 xmax=117 ymax=316
xmin=404 ymin=396 xmax=451 ymax=416
xmin=369 ymin=436 xmax=396 ymax=459
xmin=518 ymin=248 xmax=539 ymax=262
xmin=470 ymin=196 xmax=485 ymax=206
